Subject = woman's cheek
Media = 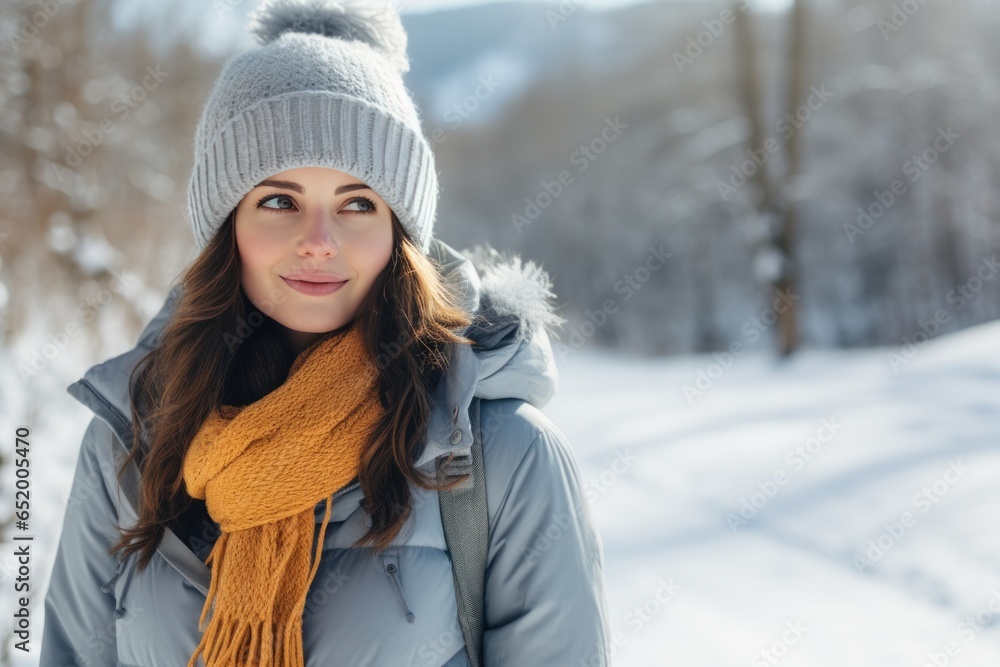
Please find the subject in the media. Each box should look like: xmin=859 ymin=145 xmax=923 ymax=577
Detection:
xmin=356 ymin=222 xmax=394 ymax=269
xmin=238 ymin=228 xmax=283 ymax=294
xmin=240 ymin=225 xmax=284 ymax=266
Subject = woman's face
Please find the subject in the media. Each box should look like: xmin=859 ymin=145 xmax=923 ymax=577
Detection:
xmin=234 ymin=166 xmax=394 ymax=353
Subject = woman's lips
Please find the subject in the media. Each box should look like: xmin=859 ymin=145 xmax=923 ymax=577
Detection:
xmin=281 ymin=276 xmax=347 ymax=296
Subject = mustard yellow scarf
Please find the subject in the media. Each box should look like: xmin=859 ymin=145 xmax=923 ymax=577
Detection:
xmin=183 ymin=323 xmax=383 ymax=666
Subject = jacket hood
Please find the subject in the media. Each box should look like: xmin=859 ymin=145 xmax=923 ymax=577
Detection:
xmin=66 ymin=237 xmax=565 ymax=481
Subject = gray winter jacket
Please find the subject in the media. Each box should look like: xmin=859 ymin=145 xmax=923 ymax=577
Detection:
xmin=39 ymin=239 xmax=611 ymax=667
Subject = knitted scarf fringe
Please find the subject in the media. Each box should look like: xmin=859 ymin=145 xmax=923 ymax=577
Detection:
xmin=187 ymin=496 xmax=334 ymax=667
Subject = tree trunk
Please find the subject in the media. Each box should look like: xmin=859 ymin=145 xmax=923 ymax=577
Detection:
xmin=733 ymin=0 xmax=807 ymax=356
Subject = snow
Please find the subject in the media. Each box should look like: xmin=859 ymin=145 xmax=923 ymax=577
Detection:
xmin=544 ymin=319 xmax=1000 ymax=666
xmin=5 ymin=316 xmax=1000 ymax=665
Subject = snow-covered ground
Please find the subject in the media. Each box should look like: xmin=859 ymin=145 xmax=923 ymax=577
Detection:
xmin=4 ymin=317 xmax=999 ymax=666
xmin=545 ymin=319 xmax=1000 ymax=667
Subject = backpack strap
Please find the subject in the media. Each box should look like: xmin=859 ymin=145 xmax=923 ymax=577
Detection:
xmin=437 ymin=396 xmax=487 ymax=667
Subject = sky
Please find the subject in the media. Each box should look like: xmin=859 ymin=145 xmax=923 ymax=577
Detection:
xmin=110 ymin=0 xmax=798 ymax=58
xmin=395 ymin=0 xmax=795 ymax=14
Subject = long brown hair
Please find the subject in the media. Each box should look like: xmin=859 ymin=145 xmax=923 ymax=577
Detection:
xmin=110 ymin=208 xmax=475 ymax=573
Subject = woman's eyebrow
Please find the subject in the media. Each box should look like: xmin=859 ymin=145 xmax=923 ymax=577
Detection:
xmin=334 ymin=182 xmax=372 ymax=195
xmin=254 ymin=179 xmax=371 ymax=195
xmin=255 ymin=178 xmax=303 ymax=193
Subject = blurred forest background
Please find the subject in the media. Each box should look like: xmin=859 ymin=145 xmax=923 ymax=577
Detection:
xmin=1 ymin=0 xmax=998 ymax=360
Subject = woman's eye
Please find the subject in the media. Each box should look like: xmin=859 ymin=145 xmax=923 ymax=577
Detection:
xmin=254 ymin=194 xmax=378 ymax=215
xmin=343 ymin=196 xmax=378 ymax=214
xmin=256 ymin=194 xmax=295 ymax=211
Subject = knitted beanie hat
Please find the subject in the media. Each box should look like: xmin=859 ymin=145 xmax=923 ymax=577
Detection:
xmin=187 ymin=0 xmax=438 ymax=254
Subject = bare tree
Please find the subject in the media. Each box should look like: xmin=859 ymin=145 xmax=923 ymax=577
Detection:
xmin=734 ymin=0 xmax=808 ymax=355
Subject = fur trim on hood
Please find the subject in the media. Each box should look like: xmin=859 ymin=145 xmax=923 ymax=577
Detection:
xmin=458 ymin=243 xmax=566 ymax=345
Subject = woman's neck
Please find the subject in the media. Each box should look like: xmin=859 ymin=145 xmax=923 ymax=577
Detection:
xmin=280 ymin=319 xmax=356 ymax=356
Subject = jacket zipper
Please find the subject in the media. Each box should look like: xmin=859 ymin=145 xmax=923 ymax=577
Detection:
xmin=332 ymin=478 xmax=360 ymax=502
xmin=380 ymin=549 xmax=415 ymax=624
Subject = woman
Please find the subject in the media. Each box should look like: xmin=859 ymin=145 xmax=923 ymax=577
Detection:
xmin=39 ymin=1 xmax=611 ymax=665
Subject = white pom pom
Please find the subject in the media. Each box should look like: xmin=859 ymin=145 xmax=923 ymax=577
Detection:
xmin=248 ymin=0 xmax=410 ymax=73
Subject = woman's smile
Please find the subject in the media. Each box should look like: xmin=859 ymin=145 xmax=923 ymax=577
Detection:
xmin=281 ymin=276 xmax=348 ymax=296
